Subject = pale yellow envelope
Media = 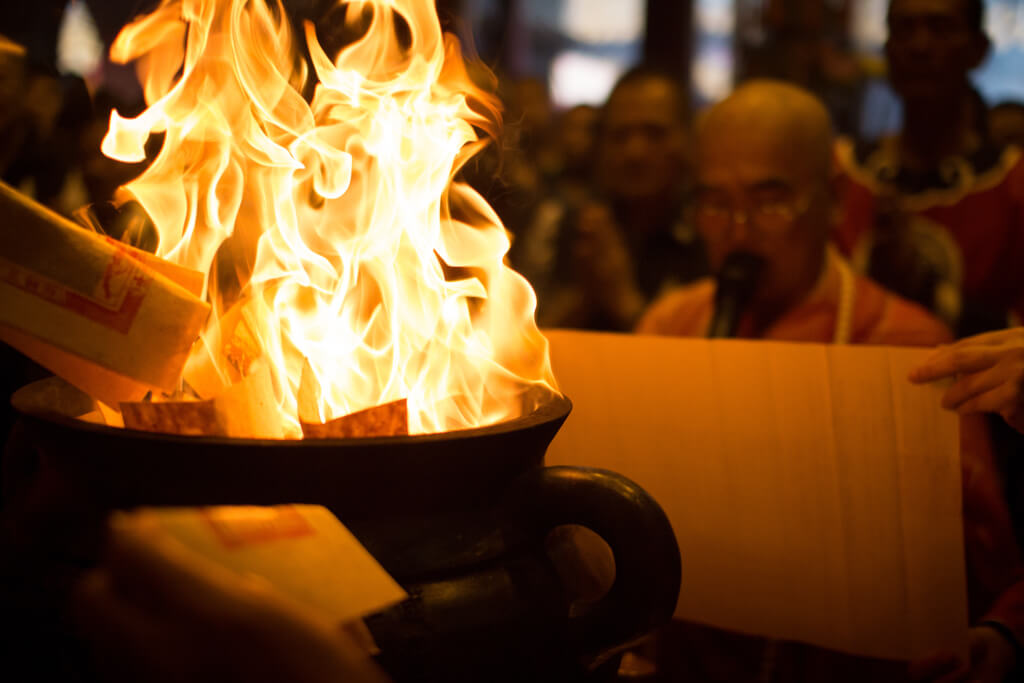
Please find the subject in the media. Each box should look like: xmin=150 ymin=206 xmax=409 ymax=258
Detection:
xmin=116 ymin=504 xmax=406 ymax=625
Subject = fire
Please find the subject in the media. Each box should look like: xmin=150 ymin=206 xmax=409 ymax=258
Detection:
xmin=101 ymin=0 xmax=558 ymax=437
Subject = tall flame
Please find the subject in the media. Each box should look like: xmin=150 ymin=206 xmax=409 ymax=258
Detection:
xmin=102 ymin=0 xmax=558 ymax=437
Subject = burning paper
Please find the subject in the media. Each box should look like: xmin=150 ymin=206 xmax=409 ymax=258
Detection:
xmin=121 ymin=360 xmax=284 ymax=437
xmin=0 ymin=181 xmax=209 ymax=406
xmin=300 ymin=399 xmax=408 ymax=439
xmin=93 ymin=0 xmax=557 ymax=438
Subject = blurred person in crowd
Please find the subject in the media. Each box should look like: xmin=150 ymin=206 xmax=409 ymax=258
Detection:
xmin=835 ymin=0 xmax=1024 ymax=338
xmin=0 ymin=33 xmax=94 ymax=211
xmin=462 ymin=75 xmax=555 ymax=238
xmin=0 ymin=36 xmax=90 ymax=452
xmin=551 ymin=103 xmax=599 ymax=207
xmin=639 ymin=79 xmax=1023 ymax=683
xmin=516 ymin=66 xmax=706 ymax=331
xmin=0 ymin=39 xmax=33 ymax=181
xmin=46 ymin=75 xmax=101 ymax=214
xmin=737 ymin=0 xmax=866 ymax=139
xmin=63 ymin=91 xmax=161 ymax=252
xmin=838 ymin=0 xmax=1024 ymax=541
xmin=911 ymin=326 xmax=1024 ymax=435
xmin=76 ymin=92 xmax=152 ymax=206
xmin=506 ymin=76 xmax=561 ymax=181
xmin=989 ymin=102 xmax=1024 ymax=150
xmin=0 ymin=40 xmax=65 ymax=201
xmin=507 ymin=103 xmax=598 ymax=298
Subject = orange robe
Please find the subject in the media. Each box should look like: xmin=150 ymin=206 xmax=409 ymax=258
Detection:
xmin=636 ymin=250 xmax=1024 ymax=680
xmin=637 ymin=248 xmax=951 ymax=345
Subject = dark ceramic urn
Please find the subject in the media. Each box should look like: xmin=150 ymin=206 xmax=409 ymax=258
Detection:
xmin=5 ymin=380 xmax=681 ymax=682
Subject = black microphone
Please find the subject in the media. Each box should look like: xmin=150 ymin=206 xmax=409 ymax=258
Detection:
xmin=706 ymin=250 xmax=766 ymax=338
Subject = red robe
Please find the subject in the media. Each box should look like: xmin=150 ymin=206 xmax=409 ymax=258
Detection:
xmin=636 ymin=250 xmax=1024 ymax=681
xmin=835 ymin=137 xmax=1024 ymax=325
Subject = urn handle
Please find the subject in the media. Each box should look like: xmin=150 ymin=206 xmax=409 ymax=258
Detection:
xmin=501 ymin=465 xmax=681 ymax=663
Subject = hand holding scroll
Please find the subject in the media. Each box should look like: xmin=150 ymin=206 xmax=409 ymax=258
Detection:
xmin=909 ymin=625 xmax=1017 ymax=683
xmin=909 ymin=327 xmax=1024 ymax=434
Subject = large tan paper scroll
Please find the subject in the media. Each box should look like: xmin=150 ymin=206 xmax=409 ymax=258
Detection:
xmin=544 ymin=329 xmax=965 ymax=661
xmin=0 ymin=181 xmax=209 ymax=405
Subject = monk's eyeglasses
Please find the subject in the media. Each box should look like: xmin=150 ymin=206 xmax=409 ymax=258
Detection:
xmin=693 ymin=193 xmax=811 ymax=235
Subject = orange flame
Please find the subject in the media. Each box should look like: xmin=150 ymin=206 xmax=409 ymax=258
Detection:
xmin=102 ymin=0 xmax=558 ymax=437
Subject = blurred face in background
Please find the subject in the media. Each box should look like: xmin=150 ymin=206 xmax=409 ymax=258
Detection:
xmin=507 ymin=77 xmax=552 ymax=147
xmin=886 ymin=0 xmax=988 ymax=103
xmin=597 ymin=77 xmax=688 ymax=203
xmin=0 ymin=49 xmax=26 ymax=128
xmin=989 ymin=105 xmax=1024 ymax=149
xmin=558 ymin=105 xmax=598 ymax=173
xmin=695 ymin=106 xmax=833 ymax=311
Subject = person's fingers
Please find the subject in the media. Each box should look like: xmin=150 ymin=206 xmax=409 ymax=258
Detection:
xmin=941 ymin=366 xmax=1008 ymax=410
xmin=910 ymin=329 xmax=1024 ymax=382
xmin=1004 ymin=407 xmax=1024 ymax=435
xmin=909 ymin=650 xmax=965 ymax=681
xmin=91 ymin=524 xmax=392 ymax=683
xmin=70 ymin=569 xmax=192 ymax=683
xmin=954 ymin=381 xmax=1020 ymax=417
xmin=257 ymin=621 xmax=394 ymax=683
xmin=909 ymin=346 xmax=1002 ymax=383
xmin=965 ymin=625 xmax=1018 ymax=683
xmin=103 ymin=517 xmax=272 ymax=626
xmin=72 ymin=568 xmax=153 ymax=639
xmin=949 ymin=327 xmax=1024 ymax=348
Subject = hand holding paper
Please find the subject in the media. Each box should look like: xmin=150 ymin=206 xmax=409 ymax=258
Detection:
xmin=71 ymin=510 xmax=395 ymax=683
xmin=909 ymin=327 xmax=1024 ymax=434
xmin=909 ymin=626 xmax=1017 ymax=683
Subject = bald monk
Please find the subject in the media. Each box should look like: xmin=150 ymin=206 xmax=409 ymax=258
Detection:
xmin=638 ymin=81 xmax=1023 ymax=683
xmin=638 ymin=80 xmax=946 ymax=346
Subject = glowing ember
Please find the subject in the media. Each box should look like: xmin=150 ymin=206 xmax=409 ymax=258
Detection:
xmin=102 ymin=0 xmax=558 ymax=437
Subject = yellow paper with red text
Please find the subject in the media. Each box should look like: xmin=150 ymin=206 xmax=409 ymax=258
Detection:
xmin=0 ymin=181 xmax=209 ymax=404
xmin=115 ymin=505 xmax=406 ymax=624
